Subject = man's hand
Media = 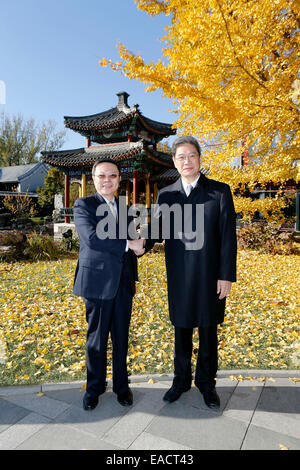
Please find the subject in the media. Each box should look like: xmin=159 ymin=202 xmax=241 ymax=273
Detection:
xmin=217 ymin=280 xmax=232 ymax=299
xmin=128 ymin=238 xmax=145 ymax=256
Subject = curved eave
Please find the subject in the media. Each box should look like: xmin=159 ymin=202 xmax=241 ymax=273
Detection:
xmin=41 ymin=145 xmax=143 ymax=168
xmin=144 ymin=149 xmax=173 ymax=168
xmin=154 ymin=167 xmax=209 ymax=181
xmin=64 ymin=110 xmax=136 ymax=132
xmin=137 ymin=111 xmax=176 ymax=136
xmin=63 ymin=110 xmax=175 ymax=137
xmin=41 ymin=140 xmax=174 ymax=170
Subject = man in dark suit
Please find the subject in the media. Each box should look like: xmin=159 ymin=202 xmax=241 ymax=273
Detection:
xmin=145 ymin=136 xmax=237 ymax=409
xmin=73 ymin=159 xmax=144 ymax=410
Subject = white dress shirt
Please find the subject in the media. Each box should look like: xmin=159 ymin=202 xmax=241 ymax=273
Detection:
xmin=181 ymin=174 xmax=200 ymax=196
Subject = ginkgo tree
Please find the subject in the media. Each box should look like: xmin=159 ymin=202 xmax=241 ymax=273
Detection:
xmin=100 ymin=0 xmax=300 ymax=222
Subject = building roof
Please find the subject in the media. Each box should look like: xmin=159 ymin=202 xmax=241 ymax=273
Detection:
xmin=0 ymin=163 xmax=38 ymax=183
xmin=156 ymin=167 xmax=210 ymax=181
xmin=41 ymin=141 xmax=173 ymax=169
xmin=64 ymin=91 xmax=176 ymax=140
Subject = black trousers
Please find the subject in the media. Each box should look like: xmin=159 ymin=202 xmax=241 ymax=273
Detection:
xmin=173 ymin=326 xmax=218 ymax=393
xmin=83 ymin=259 xmax=133 ymax=398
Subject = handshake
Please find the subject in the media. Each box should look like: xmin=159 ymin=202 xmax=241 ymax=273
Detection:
xmin=128 ymin=238 xmax=146 ymax=256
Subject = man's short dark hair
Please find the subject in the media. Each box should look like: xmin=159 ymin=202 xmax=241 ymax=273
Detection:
xmin=92 ymin=159 xmax=120 ymax=175
xmin=171 ymin=136 xmax=201 ymax=157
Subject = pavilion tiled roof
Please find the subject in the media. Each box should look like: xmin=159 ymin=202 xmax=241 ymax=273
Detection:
xmin=64 ymin=92 xmax=176 ymax=137
xmin=41 ymin=141 xmax=173 ymax=168
xmin=64 ymin=107 xmax=136 ymax=132
xmin=156 ymin=167 xmax=210 ymax=180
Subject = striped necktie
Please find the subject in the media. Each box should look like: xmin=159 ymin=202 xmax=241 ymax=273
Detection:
xmin=108 ymin=201 xmax=118 ymax=221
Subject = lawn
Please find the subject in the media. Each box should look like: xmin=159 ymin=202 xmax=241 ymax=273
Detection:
xmin=0 ymin=250 xmax=299 ymax=387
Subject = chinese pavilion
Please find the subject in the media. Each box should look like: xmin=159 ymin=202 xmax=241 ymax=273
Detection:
xmin=41 ymin=91 xmax=177 ymax=222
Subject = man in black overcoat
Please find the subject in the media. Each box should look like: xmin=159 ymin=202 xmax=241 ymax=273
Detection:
xmin=145 ymin=136 xmax=237 ymax=409
xmin=73 ymin=159 xmax=144 ymax=410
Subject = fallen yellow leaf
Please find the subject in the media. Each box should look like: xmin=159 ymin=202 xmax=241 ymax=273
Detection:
xmin=279 ymin=444 xmax=289 ymax=450
xmin=148 ymin=378 xmax=157 ymax=384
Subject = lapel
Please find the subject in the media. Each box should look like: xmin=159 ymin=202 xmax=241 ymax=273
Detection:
xmin=193 ymin=173 xmax=207 ymax=193
xmin=171 ymin=177 xmax=186 ymax=200
xmin=95 ymin=192 xmax=118 ymax=211
xmin=171 ymin=173 xmax=207 ymax=200
xmin=94 ymin=192 xmax=119 ymax=223
xmin=95 ymin=191 xmax=105 ymax=205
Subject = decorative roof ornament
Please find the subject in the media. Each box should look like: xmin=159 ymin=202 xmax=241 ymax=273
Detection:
xmin=63 ymin=91 xmax=175 ymax=140
xmin=41 ymin=91 xmax=176 ymax=178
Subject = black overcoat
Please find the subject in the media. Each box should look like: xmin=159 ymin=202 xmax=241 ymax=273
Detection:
xmin=146 ymin=174 xmax=237 ymax=328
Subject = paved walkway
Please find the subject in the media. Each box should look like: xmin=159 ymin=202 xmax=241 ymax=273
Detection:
xmin=0 ymin=370 xmax=299 ymax=451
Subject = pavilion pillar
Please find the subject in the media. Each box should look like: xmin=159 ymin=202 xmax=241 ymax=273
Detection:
xmin=81 ymin=173 xmax=87 ymax=197
xmin=153 ymin=183 xmax=158 ymax=203
xmin=64 ymin=174 xmax=70 ymax=223
xmin=126 ymin=180 xmax=131 ymax=206
xmin=146 ymin=173 xmax=151 ymax=209
xmin=133 ymin=170 xmax=139 ymax=205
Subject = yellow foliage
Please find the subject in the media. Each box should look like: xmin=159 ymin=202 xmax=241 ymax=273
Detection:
xmin=0 ymin=251 xmax=299 ymax=385
xmin=100 ymin=0 xmax=300 ymax=220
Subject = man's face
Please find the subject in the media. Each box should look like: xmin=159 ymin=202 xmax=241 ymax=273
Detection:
xmin=92 ymin=162 xmax=120 ymax=200
xmin=173 ymin=143 xmax=201 ymax=182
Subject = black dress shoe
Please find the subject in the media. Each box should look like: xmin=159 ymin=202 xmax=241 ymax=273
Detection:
xmin=117 ymin=389 xmax=133 ymax=406
xmin=83 ymin=393 xmax=99 ymax=410
xmin=202 ymin=389 xmax=220 ymax=409
xmin=163 ymin=384 xmax=191 ymax=403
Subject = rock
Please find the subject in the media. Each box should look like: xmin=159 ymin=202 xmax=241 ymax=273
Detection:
xmin=0 ymin=245 xmax=17 ymax=255
xmin=290 ymin=231 xmax=300 ymax=243
xmin=0 ymin=230 xmax=27 ymax=246
xmin=0 ymin=230 xmax=27 ymax=260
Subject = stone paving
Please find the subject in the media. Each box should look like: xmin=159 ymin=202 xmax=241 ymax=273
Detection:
xmin=0 ymin=370 xmax=299 ymax=451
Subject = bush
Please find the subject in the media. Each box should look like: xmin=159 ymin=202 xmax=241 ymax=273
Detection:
xmin=23 ymin=232 xmax=62 ymax=261
xmin=0 ymin=230 xmax=27 ymax=261
xmin=3 ymin=191 xmax=37 ymax=220
xmin=237 ymin=222 xmax=300 ymax=255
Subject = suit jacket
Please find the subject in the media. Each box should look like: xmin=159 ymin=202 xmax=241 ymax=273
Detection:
xmin=73 ymin=192 xmax=138 ymax=300
xmin=145 ymin=174 xmax=237 ymax=328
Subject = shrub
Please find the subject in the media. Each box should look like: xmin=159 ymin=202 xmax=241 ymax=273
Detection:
xmin=237 ymin=222 xmax=300 ymax=255
xmin=3 ymin=190 xmax=37 ymax=220
xmin=23 ymin=232 xmax=62 ymax=261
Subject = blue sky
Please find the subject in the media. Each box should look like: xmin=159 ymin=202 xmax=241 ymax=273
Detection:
xmin=0 ymin=0 xmax=174 ymax=151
